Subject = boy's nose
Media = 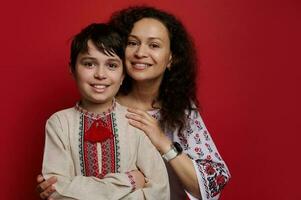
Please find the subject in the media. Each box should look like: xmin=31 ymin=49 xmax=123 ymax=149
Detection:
xmin=94 ymin=67 xmax=106 ymax=79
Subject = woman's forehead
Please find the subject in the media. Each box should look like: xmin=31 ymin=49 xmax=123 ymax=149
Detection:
xmin=130 ymin=18 xmax=170 ymax=41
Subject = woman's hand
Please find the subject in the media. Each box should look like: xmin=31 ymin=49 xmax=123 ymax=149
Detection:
xmin=126 ymin=108 xmax=201 ymax=198
xmin=36 ymin=175 xmax=57 ymax=199
xmin=128 ymin=170 xmax=145 ymax=189
xmin=125 ymin=108 xmax=172 ymax=154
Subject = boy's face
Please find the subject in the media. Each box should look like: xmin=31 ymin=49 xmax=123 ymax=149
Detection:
xmin=74 ymin=40 xmax=124 ymax=110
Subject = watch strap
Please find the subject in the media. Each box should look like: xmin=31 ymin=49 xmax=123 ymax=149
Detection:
xmin=162 ymin=144 xmax=179 ymax=162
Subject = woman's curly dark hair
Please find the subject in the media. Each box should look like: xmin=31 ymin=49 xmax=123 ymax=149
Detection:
xmin=109 ymin=6 xmax=199 ymax=132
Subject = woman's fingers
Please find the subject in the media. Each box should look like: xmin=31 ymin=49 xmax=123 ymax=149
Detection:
xmin=127 ymin=107 xmax=143 ymax=114
xmin=39 ymin=176 xmax=57 ymax=191
xmin=40 ymin=185 xmax=55 ymax=199
xmin=127 ymin=107 xmax=168 ymax=151
xmin=128 ymin=119 xmax=148 ymax=132
xmin=37 ymin=175 xmax=45 ymax=184
xmin=36 ymin=176 xmax=57 ymax=199
xmin=127 ymin=108 xmax=153 ymax=119
xmin=129 ymin=170 xmax=145 ymax=189
xmin=126 ymin=113 xmax=150 ymax=125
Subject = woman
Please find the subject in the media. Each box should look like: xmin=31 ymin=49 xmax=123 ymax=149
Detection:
xmin=37 ymin=6 xmax=230 ymax=200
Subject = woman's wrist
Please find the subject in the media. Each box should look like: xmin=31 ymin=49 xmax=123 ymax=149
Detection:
xmin=157 ymin=136 xmax=173 ymax=154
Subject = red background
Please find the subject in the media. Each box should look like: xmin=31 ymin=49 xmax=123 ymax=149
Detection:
xmin=0 ymin=0 xmax=300 ymax=199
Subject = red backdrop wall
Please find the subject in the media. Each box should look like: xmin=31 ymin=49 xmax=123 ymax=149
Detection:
xmin=0 ymin=0 xmax=300 ymax=199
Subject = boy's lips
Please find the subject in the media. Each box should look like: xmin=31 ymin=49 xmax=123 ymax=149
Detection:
xmin=90 ymin=84 xmax=109 ymax=92
xmin=92 ymin=84 xmax=107 ymax=89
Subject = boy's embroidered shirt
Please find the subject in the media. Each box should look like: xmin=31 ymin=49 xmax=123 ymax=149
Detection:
xmin=75 ymin=102 xmax=119 ymax=179
xmin=42 ymin=102 xmax=170 ymax=200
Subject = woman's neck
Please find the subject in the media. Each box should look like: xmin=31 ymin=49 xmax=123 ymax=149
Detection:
xmin=118 ymin=80 xmax=161 ymax=111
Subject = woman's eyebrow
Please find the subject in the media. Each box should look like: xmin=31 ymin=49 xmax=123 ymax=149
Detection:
xmin=128 ymin=34 xmax=163 ymax=42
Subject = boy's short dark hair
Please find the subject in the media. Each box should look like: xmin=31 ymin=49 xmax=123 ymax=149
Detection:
xmin=69 ymin=23 xmax=124 ymax=73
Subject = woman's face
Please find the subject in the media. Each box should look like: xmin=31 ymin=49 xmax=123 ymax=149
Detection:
xmin=125 ymin=18 xmax=172 ymax=83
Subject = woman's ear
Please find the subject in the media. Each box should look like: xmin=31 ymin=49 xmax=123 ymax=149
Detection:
xmin=167 ymin=54 xmax=173 ymax=69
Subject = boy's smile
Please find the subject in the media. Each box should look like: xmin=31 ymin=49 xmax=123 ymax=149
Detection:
xmin=74 ymin=40 xmax=124 ymax=113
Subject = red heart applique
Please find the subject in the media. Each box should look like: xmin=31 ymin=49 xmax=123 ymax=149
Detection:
xmin=84 ymin=120 xmax=113 ymax=143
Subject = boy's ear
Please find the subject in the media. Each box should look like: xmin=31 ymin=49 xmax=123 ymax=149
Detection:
xmin=120 ymin=74 xmax=125 ymax=85
xmin=69 ymin=65 xmax=75 ymax=78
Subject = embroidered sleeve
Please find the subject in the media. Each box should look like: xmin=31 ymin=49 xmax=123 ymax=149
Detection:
xmin=176 ymin=109 xmax=231 ymax=200
xmin=42 ymin=113 xmax=135 ymax=200
xmin=125 ymin=171 xmax=136 ymax=191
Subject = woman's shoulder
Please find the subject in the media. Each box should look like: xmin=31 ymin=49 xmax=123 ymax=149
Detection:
xmin=184 ymin=101 xmax=200 ymax=117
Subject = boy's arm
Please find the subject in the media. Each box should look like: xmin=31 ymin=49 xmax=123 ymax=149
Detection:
xmin=42 ymin=115 xmax=135 ymax=200
xmin=133 ymin=131 xmax=170 ymax=200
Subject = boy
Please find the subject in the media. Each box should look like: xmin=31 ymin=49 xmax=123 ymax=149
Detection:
xmin=42 ymin=23 xmax=169 ymax=200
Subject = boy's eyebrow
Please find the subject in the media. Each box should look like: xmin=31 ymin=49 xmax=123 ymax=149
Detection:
xmin=106 ymin=58 xmax=122 ymax=63
xmin=78 ymin=56 xmax=97 ymax=61
xmin=79 ymin=56 xmax=121 ymax=63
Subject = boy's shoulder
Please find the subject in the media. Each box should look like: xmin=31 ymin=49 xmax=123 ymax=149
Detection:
xmin=47 ymin=107 xmax=77 ymax=122
xmin=114 ymin=102 xmax=148 ymax=137
xmin=114 ymin=101 xmax=127 ymax=114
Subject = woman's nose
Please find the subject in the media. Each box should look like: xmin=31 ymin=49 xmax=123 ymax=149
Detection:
xmin=134 ymin=44 xmax=147 ymax=58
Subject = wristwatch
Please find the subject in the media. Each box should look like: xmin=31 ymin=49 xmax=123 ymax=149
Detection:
xmin=162 ymin=142 xmax=183 ymax=162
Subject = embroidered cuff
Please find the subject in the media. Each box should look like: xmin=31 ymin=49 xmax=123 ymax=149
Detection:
xmin=126 ymin=171 xmax=136 ymax=191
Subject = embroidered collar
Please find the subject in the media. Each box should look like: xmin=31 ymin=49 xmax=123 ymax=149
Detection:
xmin=75 ymin=99 xmax=116 ymax=120
xmin=147 ymin=109 xmax=160 ymax=120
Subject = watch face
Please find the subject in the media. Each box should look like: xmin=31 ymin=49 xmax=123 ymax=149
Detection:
xmin=173 ymin=142 xmax=183 ymax=153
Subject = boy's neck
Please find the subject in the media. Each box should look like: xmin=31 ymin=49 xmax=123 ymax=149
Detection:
xmin=79 ymin=98 xmax=115 ymax=115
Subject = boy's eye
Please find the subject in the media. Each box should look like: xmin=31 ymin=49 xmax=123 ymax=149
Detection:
xmin=83 ymin=61 xmax=95 ymax=68
xmin=107 ymin=63 xmax=119 ymax=70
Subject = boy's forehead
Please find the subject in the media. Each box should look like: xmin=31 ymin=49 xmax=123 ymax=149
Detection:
xmin=79 ymin=41 xmax=122 ymax=61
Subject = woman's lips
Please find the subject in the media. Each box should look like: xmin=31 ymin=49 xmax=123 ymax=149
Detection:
xmin=131 ymin=62 xmax=152 ymax=70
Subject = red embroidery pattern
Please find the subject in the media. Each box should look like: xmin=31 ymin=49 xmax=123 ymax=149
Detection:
xmin=80 ymin=113 xmax=118 ymax=178
xmin=99 ymin=115 xmax=116 ymax=177
xmin=126 ymin=171 xmax=136 ymax=191
xmin=197 ymin=159 xmax=229 ymax=198
xmin=84 ymin=141 xmax=100 ymax=178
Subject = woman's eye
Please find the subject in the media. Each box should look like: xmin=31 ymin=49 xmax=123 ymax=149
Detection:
xmin=150 ymin=43 xmax=160 ymax=48
xmin=127 ymin=40 xmax=139 ymax=46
